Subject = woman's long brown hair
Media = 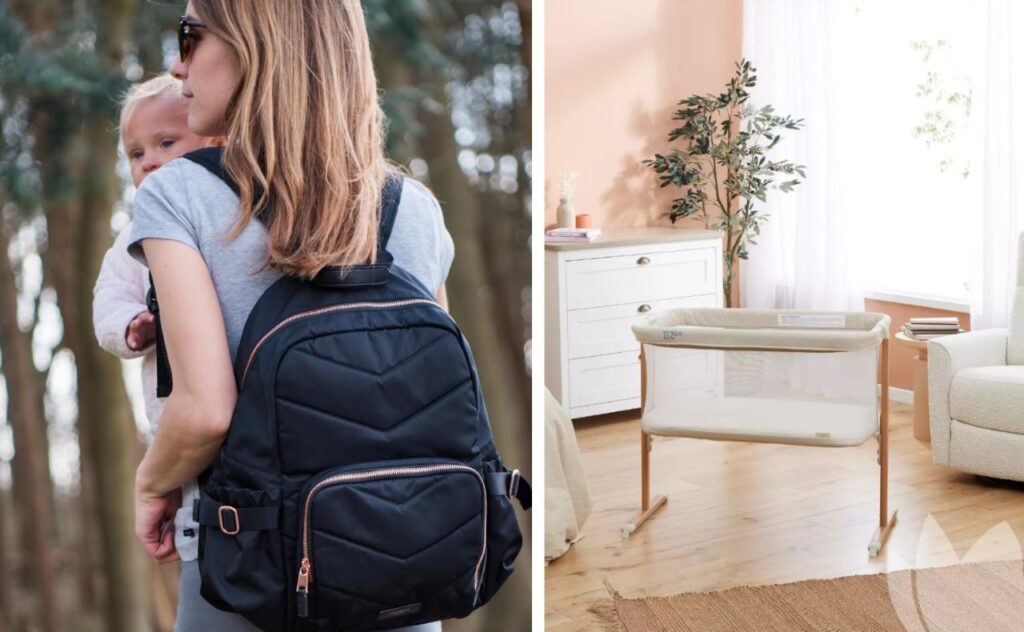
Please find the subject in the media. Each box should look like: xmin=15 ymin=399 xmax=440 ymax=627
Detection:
xmin=191 ymin=0 xmax=388 ymax=279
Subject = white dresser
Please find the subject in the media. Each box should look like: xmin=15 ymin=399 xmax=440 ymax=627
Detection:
xmin=545 ymin=228 xmax=723 ymax=418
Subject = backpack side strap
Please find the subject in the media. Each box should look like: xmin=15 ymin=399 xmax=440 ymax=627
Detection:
xmin=196 ymin=496 xmax=279 ymax=535
xmin=486 ymin=469 xmax=532 ymax=511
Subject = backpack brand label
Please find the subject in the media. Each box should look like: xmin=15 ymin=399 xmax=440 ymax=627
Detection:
xmin=377 ymin=603 xmax=423 ymax=621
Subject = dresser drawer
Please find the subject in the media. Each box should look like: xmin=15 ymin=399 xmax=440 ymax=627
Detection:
xmin=566 ymin=293 xmax=718 ymax=359
xmin=568 ymin=351 xmax=641 ymax=409
xmin=565 ymin=247 xmax=717 ymax=310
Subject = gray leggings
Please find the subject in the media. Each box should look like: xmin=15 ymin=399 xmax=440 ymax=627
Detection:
xmin=176 ymin=560 xmax=442 ymax=632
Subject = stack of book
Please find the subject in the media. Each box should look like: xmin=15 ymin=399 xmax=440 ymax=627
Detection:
xmin=544 ymin=227 xmax=602 ymax=243
xmin=902 ymin=317 xmax=964 ymax=341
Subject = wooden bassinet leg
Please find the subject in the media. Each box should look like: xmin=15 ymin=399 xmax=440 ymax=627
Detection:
xmin=870 ymin=337 xmax=898 ymax=556
xmin=621 ymin=431 xmax=667 ymax=538
xmin=622 ymin=347 xmax=667 ymax=538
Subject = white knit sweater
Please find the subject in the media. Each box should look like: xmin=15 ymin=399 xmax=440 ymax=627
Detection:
xmin=92 ymin=222 xmax=164 ymax=434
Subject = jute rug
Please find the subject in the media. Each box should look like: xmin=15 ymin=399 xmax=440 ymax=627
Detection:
xmin=592 ymin=560 xmax=1024 ymax=631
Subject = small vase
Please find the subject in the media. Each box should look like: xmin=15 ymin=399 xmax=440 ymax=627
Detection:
xmin=556 ymin=197 xmax=575 ymax=228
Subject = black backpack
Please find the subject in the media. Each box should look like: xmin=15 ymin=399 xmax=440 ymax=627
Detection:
xmin=147 ymin=148 xmax=531 ymax=631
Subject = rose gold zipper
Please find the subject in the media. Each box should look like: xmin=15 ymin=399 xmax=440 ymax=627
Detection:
xmin=241 ymin=298 xmax=440 ymax=387
xmin=295 ymin=464 xmax=488 ymax=617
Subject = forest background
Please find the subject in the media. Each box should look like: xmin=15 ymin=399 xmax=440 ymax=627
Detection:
xmin=0 ymin=0 xmax=533 ymax=630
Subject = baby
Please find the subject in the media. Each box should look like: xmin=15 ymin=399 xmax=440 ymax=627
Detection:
xmin=93 ymin=74 xmax=219 ymax=434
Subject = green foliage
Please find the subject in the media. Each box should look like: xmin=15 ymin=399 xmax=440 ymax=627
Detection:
xmin=363 ymin=0 xmax=453 ymax=155
xmin=364 ymin=0 xmax=454 ymax=68
xmin=910 ymin=40 xmax=971 ymax=179
xmin=644 ymin=59 xmax=805 ymax=305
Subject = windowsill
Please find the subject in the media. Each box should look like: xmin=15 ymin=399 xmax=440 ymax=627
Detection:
xmin=864 ymin=289 xmax=970 ymax=314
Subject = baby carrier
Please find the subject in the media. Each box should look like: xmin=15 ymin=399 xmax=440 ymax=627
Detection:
xmin=147 ymin=148 xmax=531 ymax=631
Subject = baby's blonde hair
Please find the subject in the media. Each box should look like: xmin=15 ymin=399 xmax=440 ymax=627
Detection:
xmin=118 ymin=73 xmax=184 ymax=136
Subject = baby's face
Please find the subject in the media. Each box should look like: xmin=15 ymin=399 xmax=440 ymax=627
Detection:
xmin=122 ymin=91 xmax=209 ymax=188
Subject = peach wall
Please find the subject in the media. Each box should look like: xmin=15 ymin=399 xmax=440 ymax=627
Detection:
xmin=545 ymin=0 xmax=743 ymax=229
xmin=865 ymin=299 xmax=971 ymax=391
xmin=543 ymin=2 xmax=964 ymax=387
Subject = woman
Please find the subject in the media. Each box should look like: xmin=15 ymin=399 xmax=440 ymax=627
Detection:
xmin=129 ymin=2 xmax=452 ymax=630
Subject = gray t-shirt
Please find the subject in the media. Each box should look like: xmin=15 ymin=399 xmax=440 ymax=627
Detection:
xmin=128 ymin=157 xmax=454 ymax=561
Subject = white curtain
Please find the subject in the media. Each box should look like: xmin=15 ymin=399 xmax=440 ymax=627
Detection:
xmin=740 ymin=0 xmax=866 ymax=311
xmin=970 ymin=0 xmax=1024 ymax=329
xmin=742 ymin=0 xmax=1023 ymax=320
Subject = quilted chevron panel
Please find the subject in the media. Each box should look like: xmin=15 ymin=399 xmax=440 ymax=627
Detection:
xmin=275 ymin=325 xmax=479 ymax=474
xmin=305 ymin=468 xmax=483 ymax=624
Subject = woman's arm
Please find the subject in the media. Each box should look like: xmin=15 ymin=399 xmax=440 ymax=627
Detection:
xmin=135 ymin=238 xmax=236 ymax=493
xmin=134 ymin=238 xmax=236 ymax=560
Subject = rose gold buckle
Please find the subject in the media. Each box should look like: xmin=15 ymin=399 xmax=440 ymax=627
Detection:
xmin=218 ymin=505 xmax=240 ymax=536
xmin=507 ymin=469 xmax=521 ymax=499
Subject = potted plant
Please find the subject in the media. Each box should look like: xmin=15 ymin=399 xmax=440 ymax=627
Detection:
xmin=645 ymin=59 xmax=805 ymax=307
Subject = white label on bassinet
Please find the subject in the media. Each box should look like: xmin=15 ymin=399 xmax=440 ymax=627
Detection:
xmin=777 ymin=314 xmax=846 ymax=328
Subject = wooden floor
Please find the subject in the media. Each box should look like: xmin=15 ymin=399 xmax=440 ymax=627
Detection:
xmin=545 ymin=403 xmax=1024 ymax=631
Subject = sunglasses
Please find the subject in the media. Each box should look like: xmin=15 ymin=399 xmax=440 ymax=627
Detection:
xmin=178 ymin=15 xmax=207 ymax=62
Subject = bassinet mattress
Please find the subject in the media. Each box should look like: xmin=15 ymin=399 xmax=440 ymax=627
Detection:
xmin=633 ymin=308 xmax=890 ymax=352
xmin=641 ymin=396 xmax=877 ymax=447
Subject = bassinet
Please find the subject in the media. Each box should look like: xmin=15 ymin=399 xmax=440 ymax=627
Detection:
xmin=624 ymin=308 xmax=897 ymax=556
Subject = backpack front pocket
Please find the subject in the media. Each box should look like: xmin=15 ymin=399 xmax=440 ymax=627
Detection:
xmin=295 ymin=461 xmax=487 ymax=629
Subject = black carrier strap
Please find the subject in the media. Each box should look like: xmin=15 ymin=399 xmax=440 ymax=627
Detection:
xmin=147 ymin=148 xmax=404 ymax=397
xmin=147 ymin=275 xmax=173 ymax=397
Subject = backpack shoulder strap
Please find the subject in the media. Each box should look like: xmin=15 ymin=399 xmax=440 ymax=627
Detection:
xmin=147 ymin=161 xmax=405 ymax=395
xmin=310 ymin=173 xmax=405 ymax=289
xmin=378 ymin=172 xmax=404 ymax=248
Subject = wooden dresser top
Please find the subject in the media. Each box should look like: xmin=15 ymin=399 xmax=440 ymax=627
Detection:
xmin=544 ymin=227 xmax=722 ymax=251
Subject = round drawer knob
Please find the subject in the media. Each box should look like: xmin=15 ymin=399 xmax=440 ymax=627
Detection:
xmin=637 ymin=304 xmax=652 ymax=313
xmin=637 ymin=256 xmax=651 ymax=265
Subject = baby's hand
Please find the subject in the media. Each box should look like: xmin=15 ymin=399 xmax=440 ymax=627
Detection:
xmin=126 ymin=311 xmax=157 ymax=351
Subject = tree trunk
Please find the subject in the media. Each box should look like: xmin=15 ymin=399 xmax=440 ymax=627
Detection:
xmin=516 ymin=0 xmax=532 ymax=106
xmin=71 ymin=2 xmax=150 ymax=629
xmin=0 ymin=486 xmax=12 ymax=632
xmin=29 ymin=78 xmax=105 ymax=626
xmin=0 ymin=224 xmax=61 ymax=632
xmin=417 ymin=79 xmax=532 ymax=632
xmin=72 ymin=117 xmax=150 ymax=632
xmin=9 ymin=1 xmax=146 ymax=629
xmin=77 ymin=442 xmax=101 ymax=611
xmin=30 ymin=113 xmax=103 ymax=615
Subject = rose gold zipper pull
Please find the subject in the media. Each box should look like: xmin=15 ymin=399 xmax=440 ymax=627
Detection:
xmin=296 ymin=558 xmax=312 ymax=618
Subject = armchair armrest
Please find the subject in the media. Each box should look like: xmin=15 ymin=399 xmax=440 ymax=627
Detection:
xmin=928 ymin=329 xmax=1008 ymax=464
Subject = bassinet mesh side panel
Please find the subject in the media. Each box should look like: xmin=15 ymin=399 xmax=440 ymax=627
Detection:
xmin=642 ymin=345 xmax=879 ymax=447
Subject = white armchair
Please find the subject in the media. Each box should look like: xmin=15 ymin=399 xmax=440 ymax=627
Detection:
xmin=928 ymin=237 xmax=1024 ymax=483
